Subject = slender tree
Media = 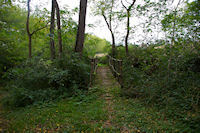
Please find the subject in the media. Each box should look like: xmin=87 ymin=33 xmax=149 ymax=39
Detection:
xmin=99 ymin=0 xmax=116 ymax=57
xmin=168 ymin=0 xmax=182 ymax=70
xmin=55 ymin=0 xmax=62 ymax=57
xmin=92 ymin=0 xmax=119 ymax=57
xmin=75 ymin=0 xmax=88 ymax=56
xmin=26 ymin=0 xmax=32 ymax=58
xmin=26 ymin=0 xmax=48 ymax=58
xmin=121 ymin=0 xmax=136 ymax=56
xmin=50 ymin=0 xmax=56 ymax=59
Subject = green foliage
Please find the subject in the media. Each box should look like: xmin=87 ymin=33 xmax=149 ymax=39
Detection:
xmin=98 ymin=56 xmax=108 ymax=65
xmin=161 ymin=0 xmax=200 ymax=43
xmin=84 ymin=34 xmax=111 ymax=57
xmin=104 ymin=1 xmax=200 ymax=131
xmin=0 ymin=3 xmax=27 ymax=81
xmin=3 ymin=54 xmax=90 ymax=107
xmin=119 ymin=43 xmax=200 ymax=132
xmin=4 ymin=87 xmax=107 ymax=132
xmin=2 ymin=67 xmax=192 ymax=132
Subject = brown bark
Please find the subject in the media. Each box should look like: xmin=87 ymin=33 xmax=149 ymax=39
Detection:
xmin=50 ymin=0 xmax=56 ymax=59
xmin=75 ymin=0 xmax=88 ymax=56
xmin=26 ymin=0 xmax=32 ymax=58
xmin=111 ymin=32 xmax=116 ymax=57
xmin=28 ymin=34 xmax=32 ymax=58
xmin=125 ymin=11 xmax=130 ymax=55
xmin=121 ymin=0 xmax=136 ymax=56
xmin=102 ymin=10 xmax=116 ymax=58
xmin=26 ymin=0 xmax=48 ymax=58
xmin=55 ymin=0 xmax=62 ymax=57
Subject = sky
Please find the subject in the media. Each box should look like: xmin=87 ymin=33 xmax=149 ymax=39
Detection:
xmin=29 ymin=0 xmax=112 ymax=42
xmin=18 ymin=0 xmax=185 ymax=45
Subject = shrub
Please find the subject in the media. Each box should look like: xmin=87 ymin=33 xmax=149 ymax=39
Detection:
xmin=3 ymin=54 xmax=90 ymax=107
xmin=120 ymin=44 xmax=200 ymax=117
xmin=98 ymin=56 xmax=108 ymax=65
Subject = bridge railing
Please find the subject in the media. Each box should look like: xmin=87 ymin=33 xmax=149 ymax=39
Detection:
xmin=108 ymin=55 xmax=123 ymax=86
xmin=89 ymin=58 xmax=98 ymax=86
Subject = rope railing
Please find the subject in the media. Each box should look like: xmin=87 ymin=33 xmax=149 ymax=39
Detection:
xmin=89 ymin=58 xmax=98 ymax=86
xmin=108 ymin=55 xmax=123 ymax=86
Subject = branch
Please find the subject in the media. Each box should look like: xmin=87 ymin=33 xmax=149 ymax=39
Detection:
xmin=109 ymin=0 xmax=114 ymax=30
xmin=121 ymin=0 xmax=136 ymax=11
xmin=128 ymin=0 xmax=136 ymax=11
xmin=121 ymin=0 xmax=128 ymax=10
xmin=30 ymin=22 xmax=49 ymax=35
xmin=175 ymin=0 xmax=182 ymax=11
xmin=26 ymin=0 xmax=31 ymax=36
xmin=102 ymin=13 xmax=111 ymax=31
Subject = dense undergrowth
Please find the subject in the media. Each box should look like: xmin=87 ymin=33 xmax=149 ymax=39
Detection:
xmin=2 ymin=54 xmax=90 ymax=107
xmin=112 ymin=43 xmax=200 ymax=132
xmin=2 ymin=66 xmax=190 ymax=132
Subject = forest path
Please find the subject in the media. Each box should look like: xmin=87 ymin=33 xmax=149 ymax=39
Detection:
xmin=96 ymin=67 xmax=116 ymax=128
xmin=95 ymin=66 xmax=131 ymax=132
xmin=94 ymin=66 xmax=180 ymax=132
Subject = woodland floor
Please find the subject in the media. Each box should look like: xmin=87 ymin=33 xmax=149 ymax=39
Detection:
xmin=0 ymin=87 xmax=9 ymax=132
xmin=0 ymin=66 xmax=184 ymax=132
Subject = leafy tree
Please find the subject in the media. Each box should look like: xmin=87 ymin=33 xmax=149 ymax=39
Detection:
xmin=55 ymin=0 xmax=62 ymax=57
xmin=49 ymin=0 xmax=63 ymax=59
xmin=121 ymin=0 xmax=136 ymax=56
xmin=162 ymin=0 xmax=200 ymax=46
xmin=92 ymin=0 xmax=118 ymax=57
xmin=26 ymin=0 xmax=48 ymax=58
xmin=84 ymin=34 xmax=111 ymax=57
xmin=0 ymin=1 xmax=27 ymax=79
xmin=50 ymin=0 xmax=56 ymax=59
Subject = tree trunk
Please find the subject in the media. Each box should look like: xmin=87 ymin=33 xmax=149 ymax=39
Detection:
xmin=125 ymin=11 xmax=130 ymax=56
xmin=102 ymin=13 xmax=116 ymax=58
xmin=26 ymin=0 xmax=32 ymax=58
xmin=50 ymin=0 xmax=56 ymax=59
xmin=75 ymin=0 xmax=88 ymax=56
xmin=55 ymin=0 xmax=62 ymax=57
xmin=121 ymin=0 xmax=136 ymax=56
xmin=28 ymin=36 xmax=32 ymax=58
xmin=26 ymin=0 xmax=48 ymax=58
xmin=111 ymin=32 xmax=116 ymax=57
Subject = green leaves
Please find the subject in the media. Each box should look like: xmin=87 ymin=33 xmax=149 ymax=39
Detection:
xmin=114 ymin=40 xmax=200 ymax=131
xmin=161 ymin=0 xmax=200 ymax=42
xmin=3 ymin=54 xmax=91 ymax=107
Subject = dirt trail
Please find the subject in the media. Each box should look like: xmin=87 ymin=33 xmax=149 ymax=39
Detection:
xmin=96 ymin=66 xmax=119 ymax=129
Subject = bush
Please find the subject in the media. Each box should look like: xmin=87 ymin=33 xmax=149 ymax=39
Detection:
xmin=120 ymin=44 xmax=200 ymax=118
xmin=98 ymin=56 xmax=108 ymax=65
xmin=3 ymin=54 xmax=90 ymax=107
xmin=117 ymin=44 xmax=200 ymax=131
